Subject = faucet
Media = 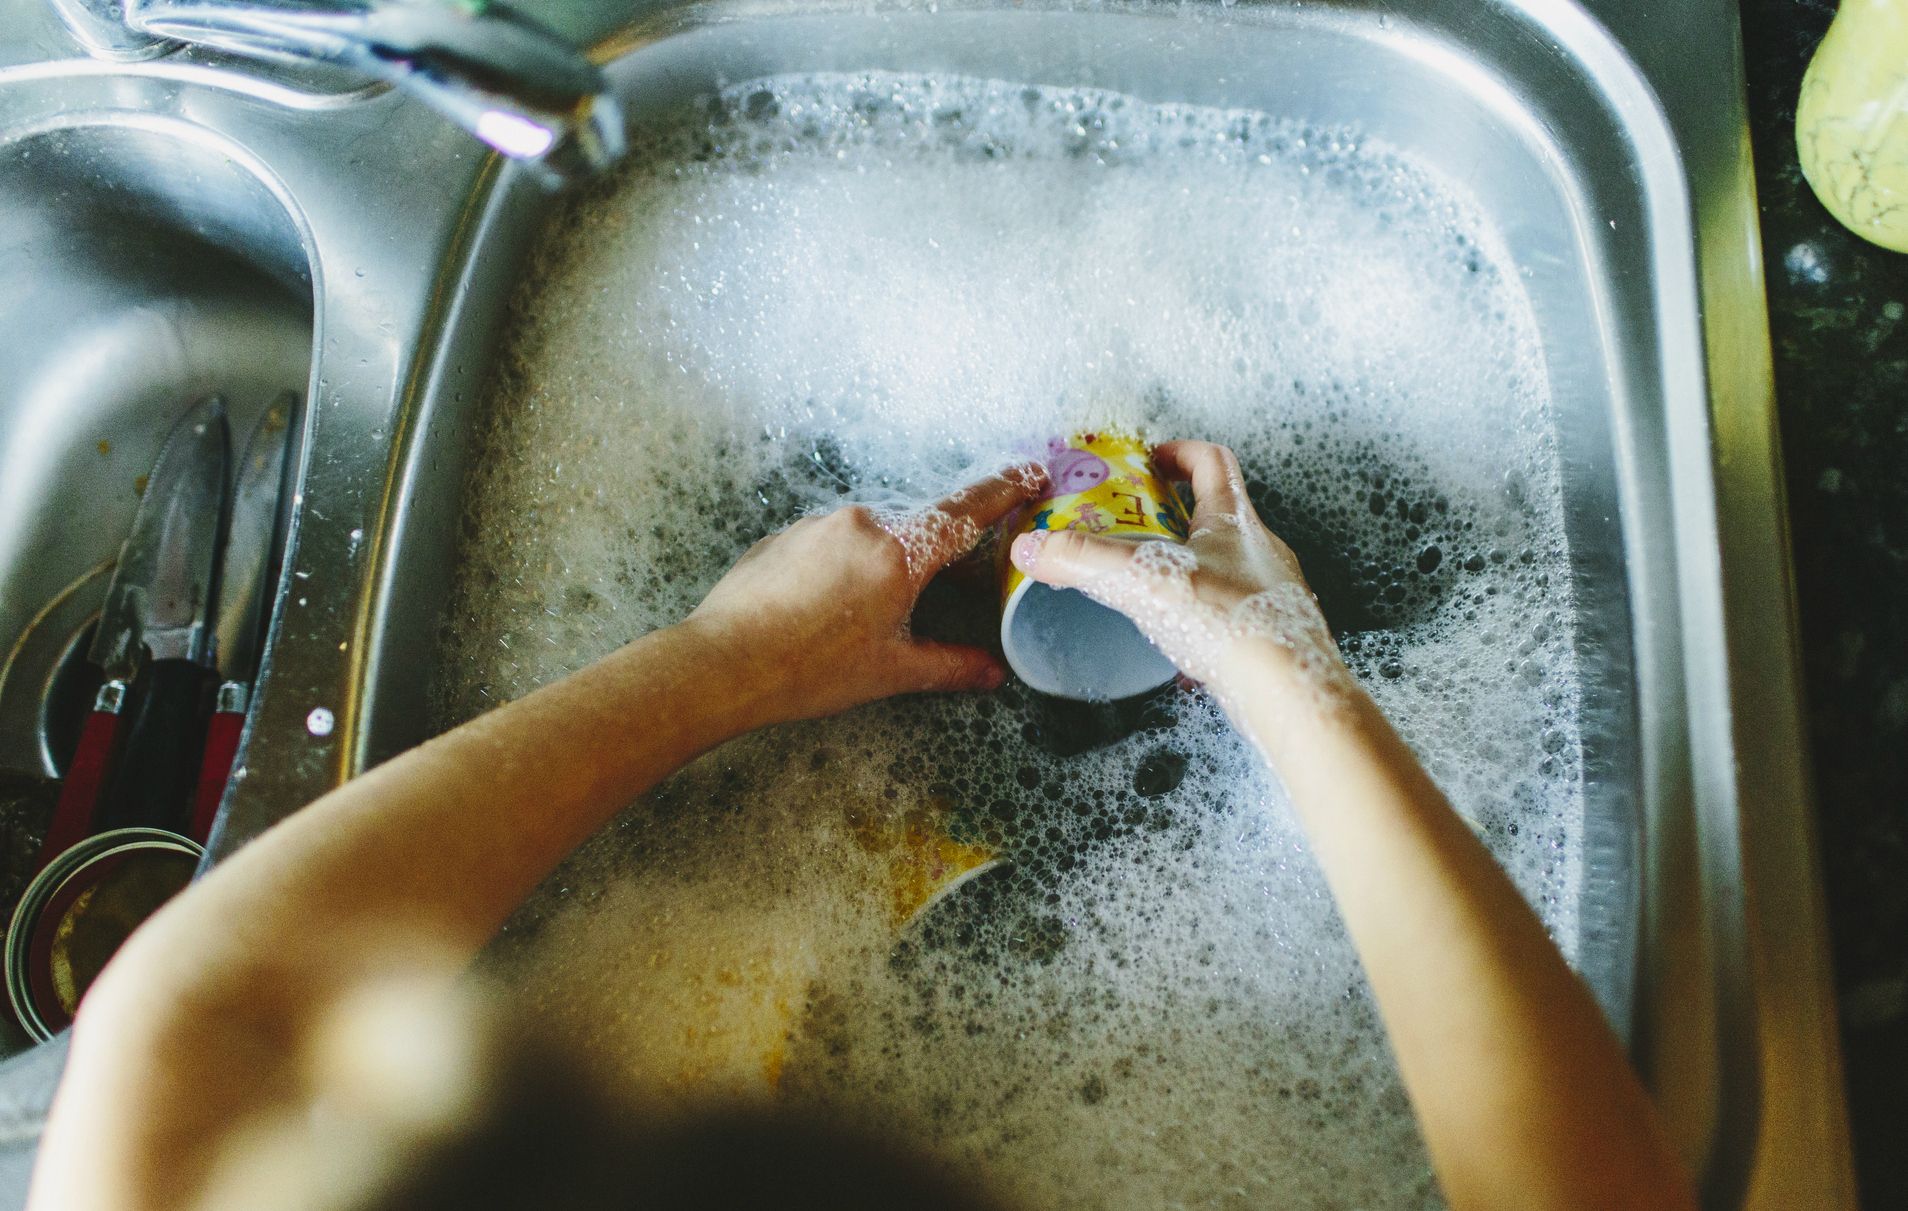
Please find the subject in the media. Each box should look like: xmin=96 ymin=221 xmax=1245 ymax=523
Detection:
xmin=47 ymin=0 xmax=626 ymax=183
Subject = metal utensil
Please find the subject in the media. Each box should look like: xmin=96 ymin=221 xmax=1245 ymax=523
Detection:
xmin=114 ymin=0 xmax=626 ymax=181
xmin=189 ymin=393 xmax=295 ymax=843
xmin=91 ymin=397 xmax=229 ymax=836
xmin=5 ymin=827 xmax=202 ymax=1041
xmin=29 ymin=397 xmax=229 ymax=871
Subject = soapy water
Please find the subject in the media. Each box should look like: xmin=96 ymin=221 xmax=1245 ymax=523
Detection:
xmin=439 ymin=74 xmax=1583 ymax=1210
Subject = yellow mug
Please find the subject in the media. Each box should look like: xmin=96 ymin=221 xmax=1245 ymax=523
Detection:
xmin=998 ymin=432 xmax=1190 ymax=700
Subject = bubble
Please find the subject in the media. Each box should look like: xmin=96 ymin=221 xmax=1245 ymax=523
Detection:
xmin=871 ymin=504 xmax=982 ymax=585
xmin=1221 ymin=583 xmax=1356 ymax=720
xmin=439 ymin=72 xmax=1582 ymax=1211
xmin=1133 ymin=749 xmax=1188 ymax=798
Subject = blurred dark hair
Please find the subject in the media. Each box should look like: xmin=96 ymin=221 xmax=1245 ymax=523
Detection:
xmin=352 ymin=1025 xmax=1003 ymax=1211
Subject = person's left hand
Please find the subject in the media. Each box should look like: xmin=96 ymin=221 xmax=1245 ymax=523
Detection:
xmin=681 ymin=466 xmax=1045 ymax=729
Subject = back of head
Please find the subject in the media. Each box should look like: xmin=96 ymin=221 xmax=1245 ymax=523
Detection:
xmin=189 ymin=970 xmax=1005 ymax=1211
xmin=362 ymin=1033 xmax=1000 ymax=1211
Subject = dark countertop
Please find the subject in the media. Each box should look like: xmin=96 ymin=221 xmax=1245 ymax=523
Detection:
xmin=1740 ymin=2 xmax=1908 ymax=1205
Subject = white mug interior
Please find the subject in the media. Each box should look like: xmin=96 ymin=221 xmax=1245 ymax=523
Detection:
xmin=999 ymin=535 xmax=1179 ymax=701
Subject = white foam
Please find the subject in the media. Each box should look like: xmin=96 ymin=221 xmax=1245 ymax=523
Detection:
xmin=442 ymin=73 xmax=1583 ymax=1210
xmin=872 ymin=504 xmax=983 ymax=588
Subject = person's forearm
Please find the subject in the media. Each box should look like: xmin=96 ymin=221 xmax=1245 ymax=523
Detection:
xmin=130 ymin=617 xmax=760 ymax=987
xmin=41 ymin=620 xmax=761 ymax=1211
xmin=1222 ymin=643 xmax=1694 ymax=1211
xmin=85 ymin=617 xmax=758 ymax=1065
xmin=40 ymin=481 xmax=1036 ymax=1211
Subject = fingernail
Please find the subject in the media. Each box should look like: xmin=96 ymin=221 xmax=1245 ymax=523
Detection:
xmin=978 ymin=662 xmax=1007 ymax=691
xmin=1010 ymin=530 xmax=1048 ymax=570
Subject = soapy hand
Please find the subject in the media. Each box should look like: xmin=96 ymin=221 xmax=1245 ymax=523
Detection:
xmin=684 ymin=465 xmax=1045 ymax=729
xmin=1009 ymin=440 xmax=1345 ymax=697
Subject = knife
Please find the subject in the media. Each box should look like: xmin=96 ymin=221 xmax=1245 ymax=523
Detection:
xmin=188 ymin=393 xmax=295 ymax=844
xmin=92 ymin=397 xmax=231 ymax=836
xmin=34 ymin=396 xmax=229 ymax=868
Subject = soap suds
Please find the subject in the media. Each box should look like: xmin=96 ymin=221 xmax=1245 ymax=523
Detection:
xmin=874 ymin=505 xmax=984 ymax=588
xmin=440 ymin=73 xmax=1583 ymax=1210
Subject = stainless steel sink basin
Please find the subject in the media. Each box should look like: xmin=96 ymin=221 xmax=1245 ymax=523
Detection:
xmin=0 ymin=2 xmax=1855 ymax=1207
xmin=0 ymin=120 xmax=311 ymax=778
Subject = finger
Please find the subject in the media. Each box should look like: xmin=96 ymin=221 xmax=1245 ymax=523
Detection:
xmin=1151 ymin=441 xmax=1251 ymax=524
xmin=1008 ymin=528 xmax=1139 ymax=589
xmin=896 ymin=640 xmax=1006 ymax=694
xmin=932 ymin=462 xmax=1049 ymax=532
xmin=876 ymin=508 xmax=984 ymax=590
xmin=886 ymin=464 xmax=1050 ymax=589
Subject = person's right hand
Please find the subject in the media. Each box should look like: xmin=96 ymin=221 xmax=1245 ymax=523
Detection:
xmin=1006 ymin=440 xmax=1344 ymax=699
xmin=682 ymin=465 xmax=1044 ymax=731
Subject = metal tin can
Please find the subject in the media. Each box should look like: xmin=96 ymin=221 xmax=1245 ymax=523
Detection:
xmin=6 ymin=827 xmax=202 ymax=1040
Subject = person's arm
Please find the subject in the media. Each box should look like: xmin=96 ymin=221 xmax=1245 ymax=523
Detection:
xmin=1010 ymin=441 xmax=1694 ymax=1211
xmin=32 ymin=469 xmax=1039 ymax=1211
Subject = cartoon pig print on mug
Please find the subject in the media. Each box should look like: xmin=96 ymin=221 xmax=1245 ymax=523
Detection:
xmin=1046 ymin=437 xmax=1111 ymax=493
xmin=998 ymin=431 xmax=1191 ymax=700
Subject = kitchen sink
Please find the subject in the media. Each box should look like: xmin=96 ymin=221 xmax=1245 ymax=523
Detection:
xmin=0 ymin=1 xmax=1854 ymax=1207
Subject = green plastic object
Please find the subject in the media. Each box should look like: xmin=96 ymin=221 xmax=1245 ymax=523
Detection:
xmin=1798 ymin=0 xmax=1908 ymax=254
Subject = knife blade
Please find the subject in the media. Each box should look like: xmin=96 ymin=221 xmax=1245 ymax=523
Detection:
xmin=89 ymin=396 xmax=229 ymax=676
xmin=94 ymin=397 xmax=230 ymax=835
xmin=190 ymin=393 xmax=296 ymax=843
xmin=34 ymin=396 xmax=230 ymax=869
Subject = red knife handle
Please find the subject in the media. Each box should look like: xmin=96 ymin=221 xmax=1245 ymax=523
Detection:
xmin=189 ymin=683 xmax=248 ymax=845
xmin=96 ymin=659 xmax=214 ymax=835
xmin=34 ymin=681 xmax=127 ymax=873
